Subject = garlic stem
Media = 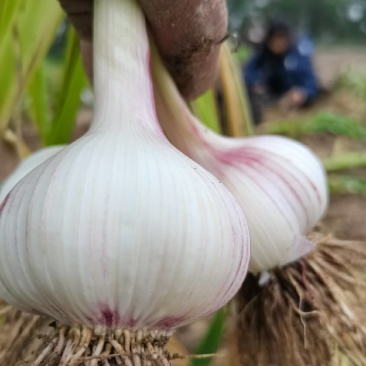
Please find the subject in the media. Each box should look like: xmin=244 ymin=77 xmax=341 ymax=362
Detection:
xmin=92 ymin=0 xmax=160 ymax=134
xmin=150 ymin=42 xmax=218 ymax=165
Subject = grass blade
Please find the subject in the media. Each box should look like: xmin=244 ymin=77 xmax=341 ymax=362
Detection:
xmin=323 ymin=152 xmax=366 ymax=172
xmin=190 ymin=309 xmax=226 ymax=366
xmin=260 ymin=113 xmax=366 ymax=140
xmin=219 ymin=42 xmax=253 ymax=137
xmin=0 ymin=0 xmax=63 ymax=131
xmin=46 ymin=26 xmax=88 ymax=145
xmin=328 ymin=175 xmax=366 ymax=196
xmin=0 ymin=0 xmax=21 ymax=38
xmin=27 ymin=64 xmax=51 ymax=143
xmin=190 ymin=90 xmax=222 ymax=134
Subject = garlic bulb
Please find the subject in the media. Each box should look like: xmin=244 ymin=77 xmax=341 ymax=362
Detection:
xmin=0 ymin=0 xmax=250 ymax=337
xmin=151 ymin=48 xmax=328 ymax=273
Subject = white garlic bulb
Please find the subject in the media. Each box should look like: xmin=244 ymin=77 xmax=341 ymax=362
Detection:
xmin=152 ymin=48 xmax=328 ymax=273
xmin=0 ymin=0 xmax=250 ymax=332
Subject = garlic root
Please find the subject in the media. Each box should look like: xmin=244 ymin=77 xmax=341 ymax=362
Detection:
xmin=230 ymin=234 xmax=366 ymax=366
xmin=14 ymin=325 xmax=176 ymax=366
xmin=0 ymin=304 xmax=50 ymax=365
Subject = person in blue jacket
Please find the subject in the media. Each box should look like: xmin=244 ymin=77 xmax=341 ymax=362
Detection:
xmin=244 ymin=20 xmax=319 ymax=124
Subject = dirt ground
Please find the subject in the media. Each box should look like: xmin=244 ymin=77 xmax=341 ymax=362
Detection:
xmin=314 ymin=48 xmax=366 ymax=87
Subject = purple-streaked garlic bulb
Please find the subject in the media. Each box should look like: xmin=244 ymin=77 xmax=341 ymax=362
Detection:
xmin=152 ymin=47 xmax=328 ymax=273
xmin=0 ymin=2 xmax=249 ymax=363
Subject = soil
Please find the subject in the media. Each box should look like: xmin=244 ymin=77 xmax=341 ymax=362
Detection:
xmin=313 ymin=48 xmax=366 ymax=88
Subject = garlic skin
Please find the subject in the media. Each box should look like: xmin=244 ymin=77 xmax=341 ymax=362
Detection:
xmin=0 ymin=146 xmax=65 ymax=203
xmin=151 ymin=48 xmax=328 ymax=273
xmin=0 ymin=0 xmax=250 ymax=331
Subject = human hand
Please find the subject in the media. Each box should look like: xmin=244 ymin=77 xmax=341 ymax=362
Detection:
xmin=253 ymin=83 xmax=265 ymax=95
xmin=58 ymin=0 xmax=228 ymax=100
xmin=289 ymin=88 xmax=307 ymax=107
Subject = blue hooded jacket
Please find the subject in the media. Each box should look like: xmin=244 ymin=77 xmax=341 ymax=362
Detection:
xmin=244 ymin=37 xmax=319 ymax=102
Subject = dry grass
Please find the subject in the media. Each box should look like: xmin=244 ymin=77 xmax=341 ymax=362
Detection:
xmin=0 ymin=304 xmax=49 ymax=365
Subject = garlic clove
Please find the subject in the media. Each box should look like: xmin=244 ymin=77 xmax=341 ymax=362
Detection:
xmin=0 ymin=146 xmax=65 ymax=204
xmin=283 ymin=234 xmax=317 ymax=266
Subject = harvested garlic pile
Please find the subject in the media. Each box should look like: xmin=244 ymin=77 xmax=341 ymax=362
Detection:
xmin=0 ymin=0 xmax=250 ymax=364
xmin=151 ymin=46 xmax=328 ymax=273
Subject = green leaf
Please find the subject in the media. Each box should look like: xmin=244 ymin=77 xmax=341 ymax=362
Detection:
xmin=191 ymin=90 xmax=221 ymax=134
xmin=219 ymin=43 xmax=253 ymax=137
xmin=233 ymin=45 xmax=250 ymax=65
xmin=261 ymin=113 xmax=366 ymax=140
xmin=323 ymin=152 xmax=366 ymax=172
xmin=27 ymin=64 xmax=51 ymax=143
xmin=190 ymin=309 xmax=226 ymax=366
xmin=309 ymin=113 xmax=366 ymax=139
xmin=328 ymin=175 xmax=366 ymax=196
xmin=46 ymin=26 xmax=88 ymax=145
xmin=0 ymin=0 xmax=63 ymax=131
xmin=0 ymin=0 xmax=21 ymax=38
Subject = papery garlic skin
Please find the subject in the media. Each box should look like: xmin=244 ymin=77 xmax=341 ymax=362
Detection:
xmin=0 ymin=146 xmax=65 ymax=203
xmin=151 ymin=48 xmax=328 ymax=273
xmin=0 ymin=0 xmax=250 ymax=331
xmin=214 ymin=135 xmax=327 ymax=272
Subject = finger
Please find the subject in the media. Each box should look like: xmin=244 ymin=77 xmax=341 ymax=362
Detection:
xmin=138 ymin=0 xmax=228 ymax=100
xmin=58 ymin=0 xmax=92 ymax=40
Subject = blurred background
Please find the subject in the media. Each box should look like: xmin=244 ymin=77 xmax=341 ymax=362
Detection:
xmin=228 ymin=0 xmax=366 ymax=45
xmin=0 ymin=1 xmax=365 ymax=364
xmin=227 ymin=0 xmax=366 ymax=88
